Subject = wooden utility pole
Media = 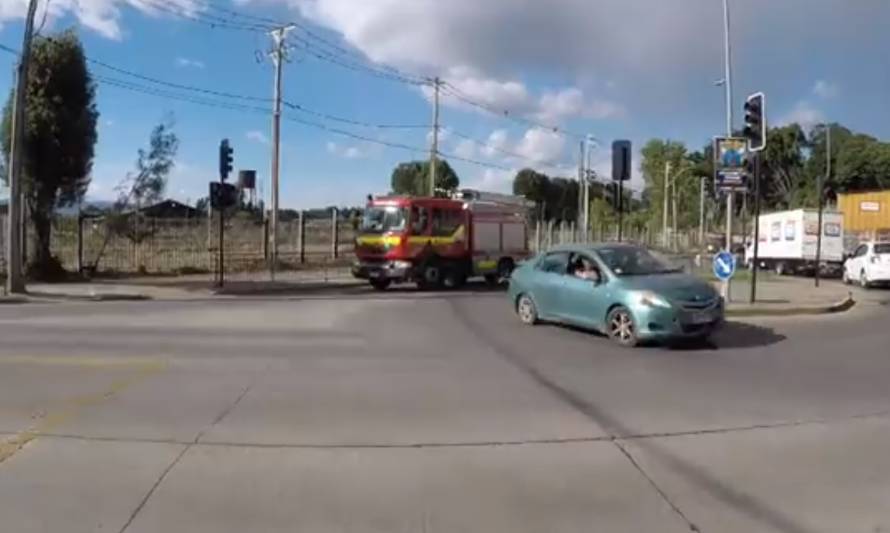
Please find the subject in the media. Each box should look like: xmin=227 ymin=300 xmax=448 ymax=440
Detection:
xmin=5 ymin=0 xmax=39 ymax=294
xmin=428 ymin=77 xmax=440 ymax=197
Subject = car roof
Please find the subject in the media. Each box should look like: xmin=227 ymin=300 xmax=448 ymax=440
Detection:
xmin=544 ymin=242 xmax=643 ymax=254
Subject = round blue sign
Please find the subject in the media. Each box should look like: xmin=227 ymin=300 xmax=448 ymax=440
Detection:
xmin=713 ymin=251 xmax=736 ymax=281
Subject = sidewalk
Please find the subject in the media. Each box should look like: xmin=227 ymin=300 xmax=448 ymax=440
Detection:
xmin=3 ymin=269 xmax=864 ymax=319
xmin=720 ymin=276 xmax=855 ymax=316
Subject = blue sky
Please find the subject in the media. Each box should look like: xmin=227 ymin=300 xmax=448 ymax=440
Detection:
xmin=1 ymin=0 xmax=888 ymax=209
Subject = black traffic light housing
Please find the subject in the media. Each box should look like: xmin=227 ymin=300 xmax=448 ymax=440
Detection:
xmin=612 ymin=140 xmax=632 ymax=181
xmin=743 ymin=92 xmax=766 ymax=152
xmin=219 ymin=138 xmax=234 ymax=180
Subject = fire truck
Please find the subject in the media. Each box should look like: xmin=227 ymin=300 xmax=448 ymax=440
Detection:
xmin=352 ymin=189 xmax=532 ymax=290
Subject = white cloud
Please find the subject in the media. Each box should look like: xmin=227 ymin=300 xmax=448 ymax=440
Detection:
xmin=515 ymin=129 xmax=566 ymax=164
xmin=175 ymin=56 xmax=205 ymax=69
xmin=536 ymin=87 xmax=624 ymax=123
xmin=452 ymin=138 xmax=476 ymax=159
xmin=246 ymin=130 xmax=269 ymax=144
xmin=779 ymin=101 xmax=826 ymax=131
xmin=466 ymin=168 xmax=516 ymax=194
xmin=812 ymin=80 xmax=838 ymax=99
xmin=481 ymin=129 xmax=509 ymax=157
xmin=326 ymin=140 xmax=373 ymax=159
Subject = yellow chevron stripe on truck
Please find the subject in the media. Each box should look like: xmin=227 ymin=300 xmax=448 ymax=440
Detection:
xmin=357 ymin=225 xmax=466 ymax=247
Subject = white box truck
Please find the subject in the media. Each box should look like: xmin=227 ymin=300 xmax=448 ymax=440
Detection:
xmin=744 ymin=209 xmax=845 ymax=276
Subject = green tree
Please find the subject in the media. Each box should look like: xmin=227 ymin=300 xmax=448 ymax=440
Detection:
xmin=390 ymin=159 xmax=459 ymax=196
xmin=640 ymin=139 xmax=691 ymax=230
xmin=1 ymin=30 xmax=98 ymax=278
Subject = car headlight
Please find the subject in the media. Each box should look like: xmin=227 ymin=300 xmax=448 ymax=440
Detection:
xmin=631 ymin=290 xmax=672 ymax=309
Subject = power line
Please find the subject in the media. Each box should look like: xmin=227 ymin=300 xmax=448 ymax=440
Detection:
xmin=0 ymin=42 xmax=511 ymax=173
xmin=439 ymin=81 xmax=588 ymax=140
xmin=282 ymin=100 xmax=428 ymax=129
xmin=290 ymin=36 xmax=429 ymax=86
xmin=130 ymin=0 xmax=272 ymax=32
xmin=447 ymin=128 xmax=569 ymax=169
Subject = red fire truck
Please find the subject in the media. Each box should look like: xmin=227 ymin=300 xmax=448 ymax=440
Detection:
xmin=352 ymin=189 xmax=532 ymax=290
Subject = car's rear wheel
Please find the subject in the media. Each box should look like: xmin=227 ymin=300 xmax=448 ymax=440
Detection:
xmin=516 ymin=294 xmax=538 ymax=325
xmin=860 ymin=270 xmax=871 ymax=289
xmin=369 ymin=278 xmax=391 ymax=291
xmin=606 ymin=306 xmax=638 ymax=347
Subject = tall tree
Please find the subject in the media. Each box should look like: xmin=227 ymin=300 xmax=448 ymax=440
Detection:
xmin=1 ymin=30 xmax=98 ymax=278
xmin=390 ymin=159 xmax=459 ymax=196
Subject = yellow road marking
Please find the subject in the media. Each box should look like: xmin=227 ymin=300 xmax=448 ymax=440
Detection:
xmin=0 ymin=357 xmax=166 ymax=465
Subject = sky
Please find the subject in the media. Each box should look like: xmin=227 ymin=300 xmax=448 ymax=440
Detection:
xmin=0 ymin=0 xmax=888 ymax=209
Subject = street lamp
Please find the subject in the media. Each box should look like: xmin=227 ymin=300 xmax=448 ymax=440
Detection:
xmin=814 ymin=123 xmax=832 ymax=288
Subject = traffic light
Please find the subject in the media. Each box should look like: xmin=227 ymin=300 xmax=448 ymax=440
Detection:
xmin=219 ymin=138 xmax=234 ymax=180
xmin=744 ymin=92 xmax=766 ymax=152
xmin=612 ymin=140 xmax=632 ymax=181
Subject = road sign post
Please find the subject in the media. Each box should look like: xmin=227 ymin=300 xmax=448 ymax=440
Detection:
xmin=714 ymin=136 xmax=748 ymax=301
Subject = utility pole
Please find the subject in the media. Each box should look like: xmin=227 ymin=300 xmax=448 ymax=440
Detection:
xmin=815 ymin=124 xmax=830 ymax=288
xmin=267 ymin=23 xmax=296 ymax=281
xmin=577 ymin=140 xmax=585 ymax=240
xmin=672 ymin=173 xmax=678 ymax=251
xmin=5 ymin=0 xmax=39 ymax=294
xmin=699 ymin=176 xmax=706 ymax=248
xmin=429 ymin=77 xmax=440 ymax=197
xmin=662 ymin=162 xmax=671 ymax=248
xmin=722 ymin=0 xmax=735 ymax=301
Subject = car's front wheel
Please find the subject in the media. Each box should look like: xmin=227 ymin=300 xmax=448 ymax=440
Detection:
xmin=606 ymin=306 xmax=638 ymax=347
xmin=516 ymin=294 xmax=539 ymax=325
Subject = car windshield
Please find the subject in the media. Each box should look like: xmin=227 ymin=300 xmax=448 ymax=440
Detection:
xmin=875 ymin=244 xmax=890 ymax=254
xmin=595 ymin=246 xmax=677 ymax=276
xmin=360 ymin=206 xmax=407 ymax=234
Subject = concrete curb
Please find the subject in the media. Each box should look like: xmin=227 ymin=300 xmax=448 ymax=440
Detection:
xmin=726 ymin=293 xmax=855 ymax=317
xmin=3 ymin=292 xmax=153 ymax=303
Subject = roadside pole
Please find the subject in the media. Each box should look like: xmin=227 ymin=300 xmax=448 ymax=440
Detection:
xmin=815 ymin=124 xmax=830 ymax=288
xmin=5 ymin=0 xmax=39 ymax=294
xmin=699 ymin=176 xmax=706 ymax=248
xmin=662 ymin=162 xmax=670 ymax=248
xmin=268 ymin=24 xmax=296 ymax=281
xmin=429 ymin=77 xmax=440 ymax=197
xmin=749 ymin=152 xmax=761 ymax=303
xmin=721 ymin=0 xmax=734 ymax=302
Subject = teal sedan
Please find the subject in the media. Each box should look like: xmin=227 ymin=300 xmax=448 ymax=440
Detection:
xmin=507 ymin=244 xmax=724 ymax=346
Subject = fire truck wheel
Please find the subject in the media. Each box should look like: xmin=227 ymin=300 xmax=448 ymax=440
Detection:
xmin=441 ymin=266 xmax=467 ymax=290
xmin=417 ymin=262 xmax=442 ymax=290
xmin=369 ymin=279 xmax=391 ymax=291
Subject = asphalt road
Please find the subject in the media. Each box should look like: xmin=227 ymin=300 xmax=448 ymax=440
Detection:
xmin=1 ymin=288 xmax=889 ymax=533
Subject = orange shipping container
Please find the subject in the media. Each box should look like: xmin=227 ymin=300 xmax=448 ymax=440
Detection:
xmin=837 ymin=190 xmax=890 ymax=240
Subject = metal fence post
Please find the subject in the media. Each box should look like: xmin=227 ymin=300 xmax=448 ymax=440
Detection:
xmin=298 ymin=210 xmax=306 ymax=264
xmin=76 ymin=213 xmax=84 ymax=275
xmin=331 ymin=208 xmax=339 ymax=259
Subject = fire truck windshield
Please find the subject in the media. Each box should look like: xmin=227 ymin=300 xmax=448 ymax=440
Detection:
xmin=360 ymin=206 xmax=407 ymax=234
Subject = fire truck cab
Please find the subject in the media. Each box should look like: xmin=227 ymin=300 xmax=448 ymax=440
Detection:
xmin=352 ymin=189 xmax=531 ymax=290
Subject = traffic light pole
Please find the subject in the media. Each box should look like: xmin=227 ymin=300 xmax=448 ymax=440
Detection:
xmin=749 ymin=152 xmax=761 ymax=303
xmin=617 ymin=178 xmax=624 ymax=242
xmin=218 ymin=190 xmax=225 ymax=288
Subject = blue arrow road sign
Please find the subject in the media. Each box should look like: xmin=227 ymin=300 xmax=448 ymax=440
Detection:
xmin=713 ymin=251 xmax=736 ymax=281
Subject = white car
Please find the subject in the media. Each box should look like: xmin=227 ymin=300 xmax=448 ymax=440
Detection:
xmin=843 ymin=242 xmax=890 ymax=288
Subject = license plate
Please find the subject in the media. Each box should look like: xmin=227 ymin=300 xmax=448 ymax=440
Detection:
xmin=690 ymin=311 xmax=714 ymax=324
xmin=369 ymin=270 xmax=382 ymax=278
